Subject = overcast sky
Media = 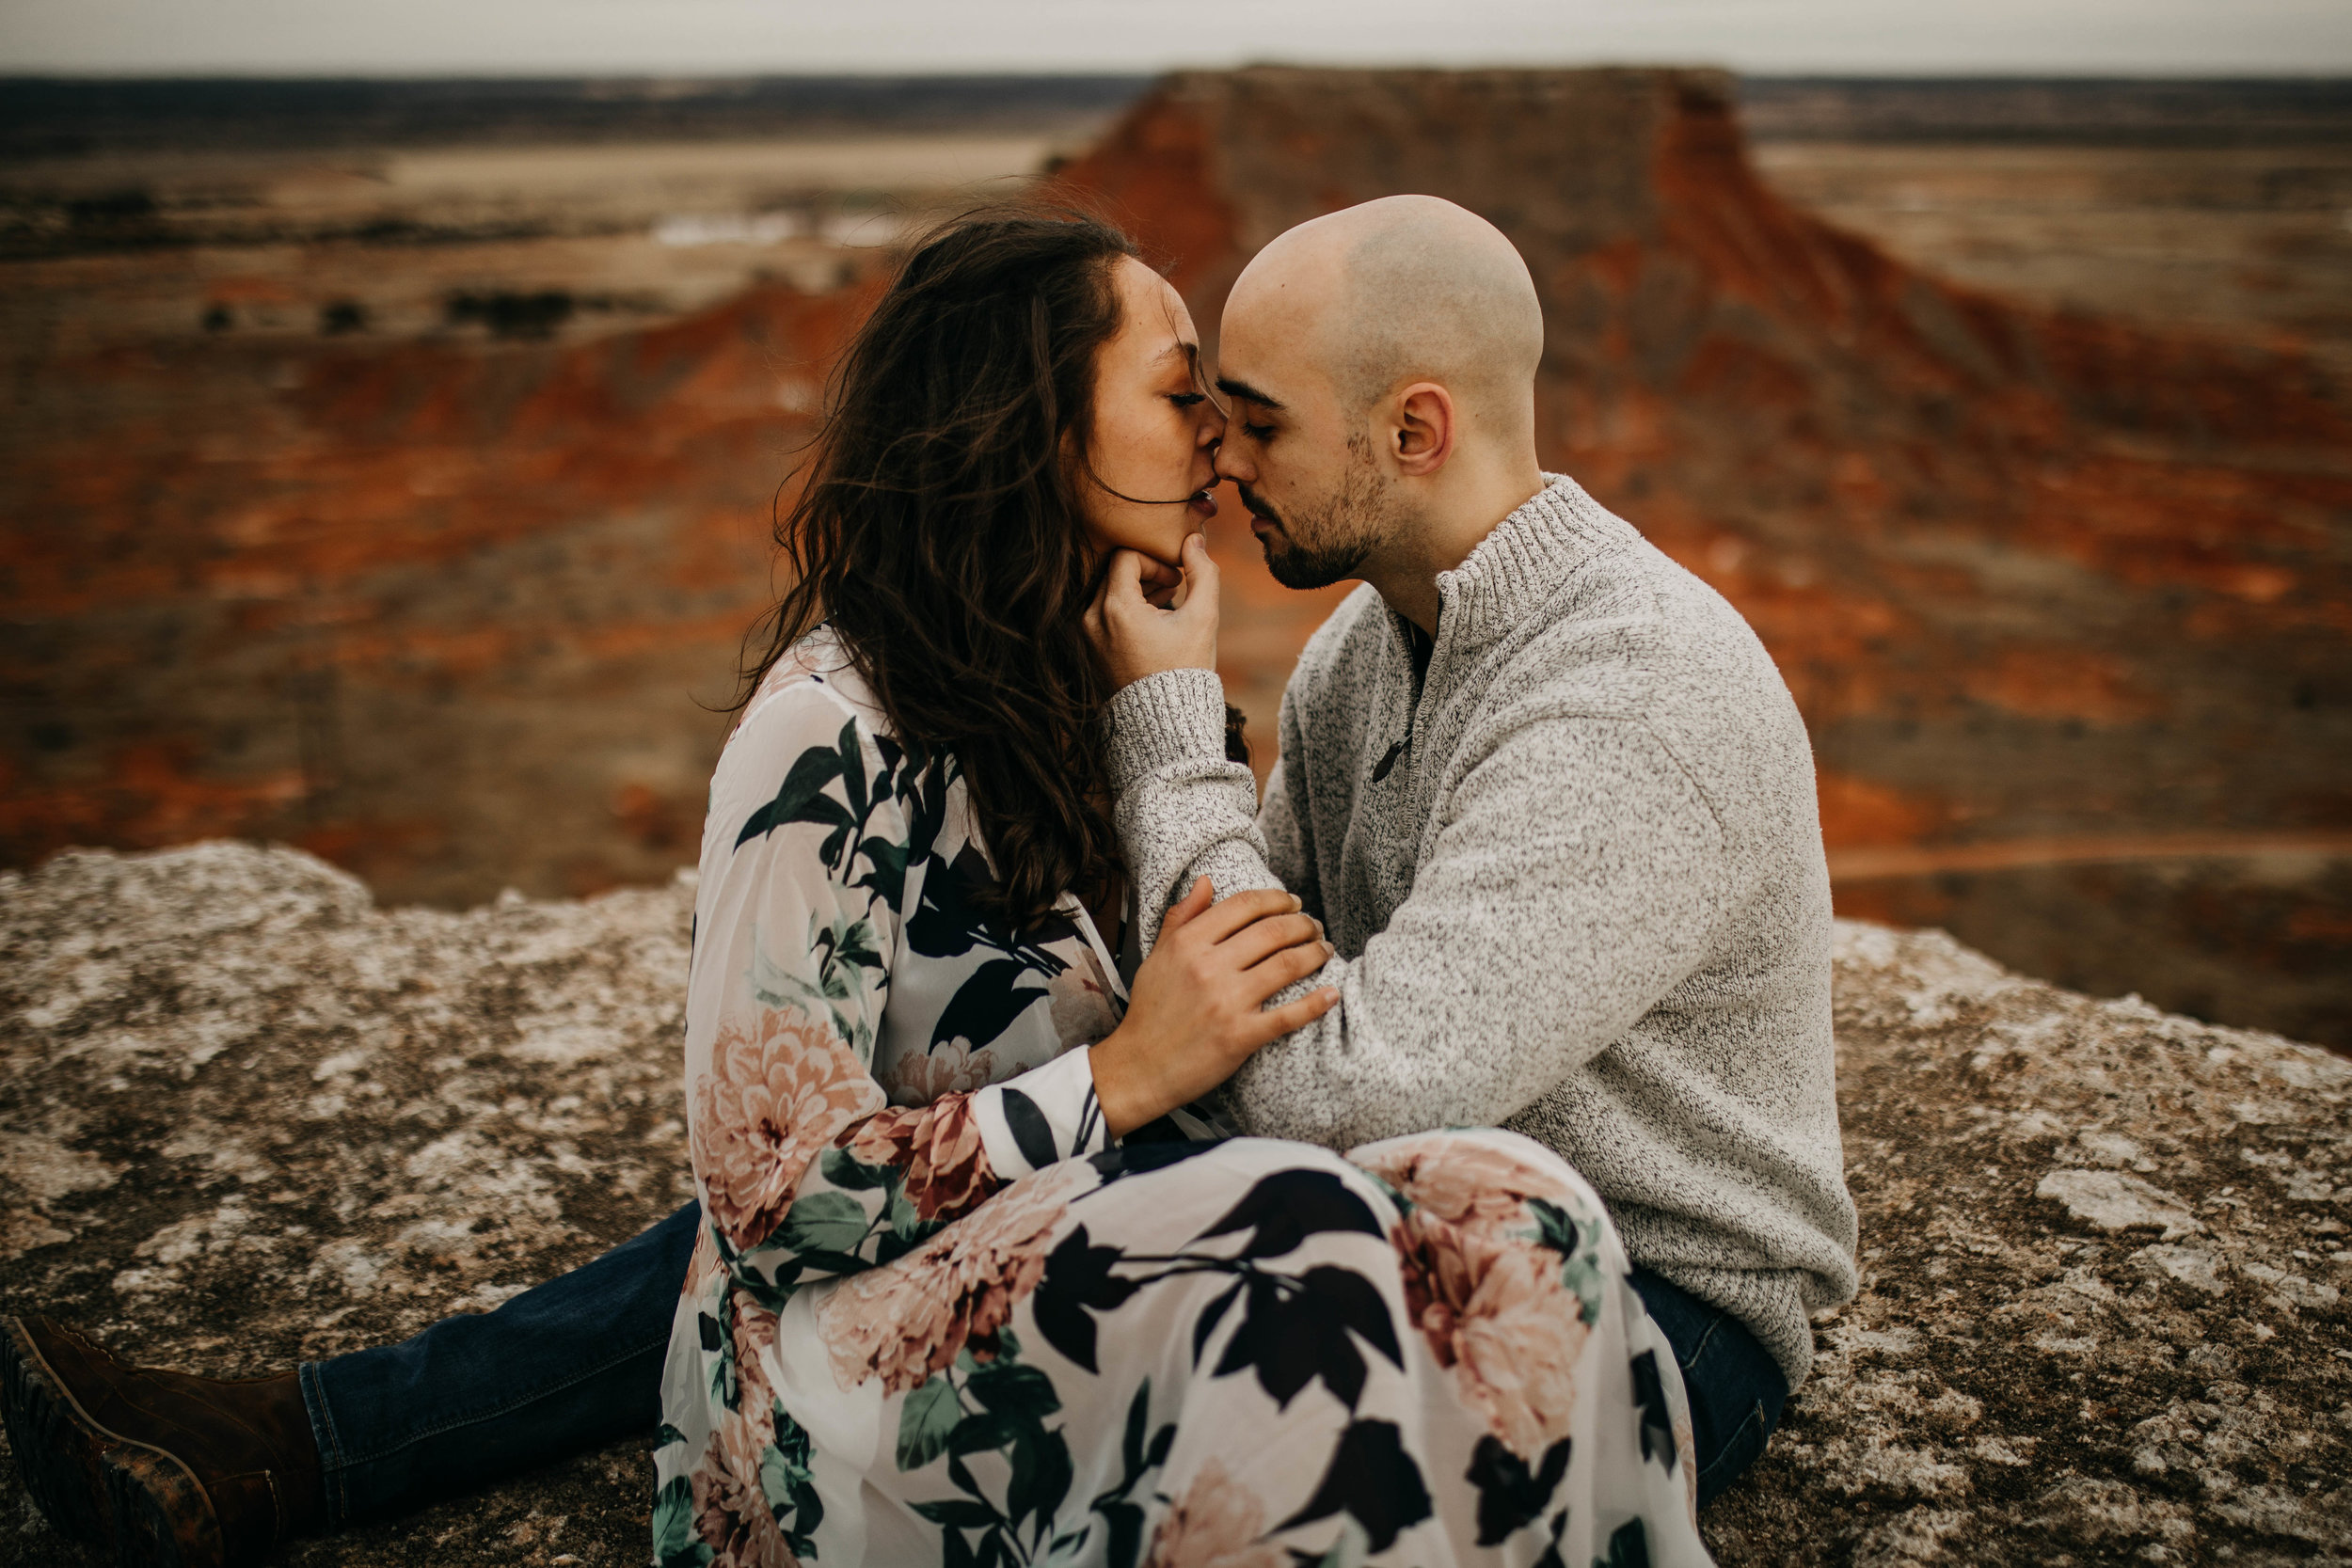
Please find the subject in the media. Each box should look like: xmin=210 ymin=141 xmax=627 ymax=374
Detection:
xmin=5 ymin=0 xmax=2350 ymax=77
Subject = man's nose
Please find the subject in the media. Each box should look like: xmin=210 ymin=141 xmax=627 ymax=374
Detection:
xmin=1214 ymin=441 xmax=1248 ymax=483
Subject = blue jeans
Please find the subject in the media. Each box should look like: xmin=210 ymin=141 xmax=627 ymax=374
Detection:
xmin=1628 ymin=1268 xmax=1789 ymax=1509
xmin=299 ymin=1201 xmax=1786 ymax=1525
xmin=298 ymin=1203 xmax=701 ymax=1527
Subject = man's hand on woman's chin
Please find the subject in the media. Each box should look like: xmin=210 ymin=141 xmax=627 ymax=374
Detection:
xmin=1087 ymin=533 xmax=1221 ymax=690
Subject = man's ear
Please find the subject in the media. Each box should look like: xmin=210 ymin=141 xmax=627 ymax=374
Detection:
xmin=1391 ymin=382 xmax=1454 ymax=477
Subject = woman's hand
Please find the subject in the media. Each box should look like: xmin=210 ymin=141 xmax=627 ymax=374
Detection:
xmin=1087 ymin=533 xmax=1219 ymax=690
xmin=1089 ymin=877 xmax=1339 ymax=1138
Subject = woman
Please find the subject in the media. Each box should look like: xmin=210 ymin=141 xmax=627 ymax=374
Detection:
xmin=656 ymin=207 xmax=1711 ymax=1568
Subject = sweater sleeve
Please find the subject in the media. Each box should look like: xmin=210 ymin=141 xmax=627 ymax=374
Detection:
xmin=1255 ymin=682 xmax=1325 ymax=925
xmin=686 ymin=686 xmax=1108 ymax=1304
xmin=1106 ymin=668 xmax=1729 ymax=1150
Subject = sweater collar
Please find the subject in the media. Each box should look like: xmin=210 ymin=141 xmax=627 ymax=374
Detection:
xmin=1422 ymin=473 xmax=1606 ymax=661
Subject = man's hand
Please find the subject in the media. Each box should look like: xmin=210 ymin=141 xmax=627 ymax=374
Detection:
xmin=1087 ymin=533 xmax=1220 ymax=690
xmin=1088 ymin=877 xmax=1338 ymax=1138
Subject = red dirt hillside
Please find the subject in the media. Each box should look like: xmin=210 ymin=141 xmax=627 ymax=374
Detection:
xmin=3 ymin=277 xmax=882 ymax=904
xmin=3 ymin=69 xmax=2346 ymax=1044
xmin=1053 ymin=68 xmax=2352 ymax=1045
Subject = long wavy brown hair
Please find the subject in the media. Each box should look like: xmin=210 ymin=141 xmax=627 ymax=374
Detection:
xmin=735 ymin=205 xmax=1144 ymax=927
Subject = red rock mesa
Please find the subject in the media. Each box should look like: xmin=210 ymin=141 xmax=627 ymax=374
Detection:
xmin=1054 ymin=69 xmax=2352 ymax=1046
xmin=4 ymin=70 xmax=2346 ymax=1044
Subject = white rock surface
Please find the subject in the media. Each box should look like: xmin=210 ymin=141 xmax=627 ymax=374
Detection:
xmin=2 ymin=845 xmax=2348 ymax=1566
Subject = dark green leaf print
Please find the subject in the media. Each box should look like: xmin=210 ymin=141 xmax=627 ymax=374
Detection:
xmin=855 ymin=833 xmax=912 ymax=911
xmin=1195 ymin=1168 xmax=1387 ymax=1260
xmin=1211 ymin=1264 xmax=1401 ymax=1412
xmin=966 ymin=1358 xmax=1062 ymax=1422
xmin=898 ymin=1372 xmax=961 ymax=1471
xmin=652 ymin=1473 xmax=713 ymax=1567
xmin=736 ymin=730 xmax=850 ymax=849
xmin=1277 ymin=1417 xmax=1435 ymax=1554
xmin=1082 ymin=1381 xmax=1174 ymax=1568
xmin=931 ymin=957 xmax=1054 ymax=1053
xmin=996 ymin=1085 xmax=1059 ymax=1170
xmin=775 ymin=1189 xmax=875 ymax=1256
xmin=1467 ymin=1433 xmax=1574 ymax=1545
xmin=818 ymin=1143 xmax=893 ymax=1192
xmin=1528 ymin=1196 xmax=1582 ymax=1259
xmin=1006 ymin=1421 xmax=1073 ymax=1544
xmin=1032 ymin=1226 xmax=1140 ymax=1373
xmin=738 ymin=718 xmax=927 ymax=913
xmin=913 ymin=1497 xmax=1000 ymax=1530
xmin=1628 ymin=1351 xmax=1677 ymax=1472
xmin=1087 ymin=1136 xmax=1228 ymax=1180
xmin=1595 ymin=1517 xmax=1652 ymax=1568
xmin=761 ymin=1402 xmax=826 ymax=1560
xmin=698 ymin=1308 xmax=736 ymax=1410
xmin=1189 ymin=1278 xmax=1243 ymax=1364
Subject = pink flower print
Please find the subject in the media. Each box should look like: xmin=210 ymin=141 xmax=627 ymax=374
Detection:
xmin=1391 ymin=1209 xmax=1588 ymax=1462
xmin=815 ymin=1160 xmax=1088 ymax=1395
xmin=693 ymin=1408 xmax=798 ymax=1567
xmin=882 ymin=1041 xmax=998 ymax=1107
xmin=691 ymin=1005 xmax=884 ymax=1254
xmin=1354 ymin=1132 xmax=1575 ymax=1232
xmin=1143 ymin=1459 xmax=1287 ymax=1568
xmin=841 ymin=1093 xmax=1000 ymax=1224
xmin=1047 ymin=949 xmax=1120 ymax=1049
xmin=683 ymin=1219 xmax=724 ymax=1299
xmin=730 ymin=1294 xmax=780 ymax=1439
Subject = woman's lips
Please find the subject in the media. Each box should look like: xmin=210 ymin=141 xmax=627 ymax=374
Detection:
xmin=1186 ymin=487 xmax=1218 ymax=520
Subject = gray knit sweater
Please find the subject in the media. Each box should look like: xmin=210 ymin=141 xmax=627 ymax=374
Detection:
xmin=1105 ymin=474 xmax=1859 ymax=1388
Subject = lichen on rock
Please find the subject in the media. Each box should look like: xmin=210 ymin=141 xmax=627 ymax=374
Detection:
xmin=1708 ymin=923 xmax=2352 ymax=1564
xmin=2 ymin=844 xmax=2347 ymax=1565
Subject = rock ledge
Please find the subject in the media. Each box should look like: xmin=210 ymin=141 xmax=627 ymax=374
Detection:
xmin=3 ymin=845 xmax=2346 ymax=1565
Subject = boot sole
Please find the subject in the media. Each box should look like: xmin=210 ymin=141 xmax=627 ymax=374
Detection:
xmin=0 ymin=1317 xmax=228 ymax=1568
xmin=103 ymin=1446 xmax=228 ymax=1568
xmin=0 ymin=1315 xmax=114 ymax=1548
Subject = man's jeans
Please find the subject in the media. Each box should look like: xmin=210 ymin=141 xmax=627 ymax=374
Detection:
xmin=300 ymin=1200 xmax=1788 ymax=1526
xmin=1628 ymin=1270 xmax=1790 ymax=1509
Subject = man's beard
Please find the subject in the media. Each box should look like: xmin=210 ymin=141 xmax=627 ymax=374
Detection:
xmin=1242 ymin=449 xmax=1388 ymax=591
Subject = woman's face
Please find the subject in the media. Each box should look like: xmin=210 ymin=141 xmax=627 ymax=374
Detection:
xmin=1074 ymin=256 xmax=1226 ymax=566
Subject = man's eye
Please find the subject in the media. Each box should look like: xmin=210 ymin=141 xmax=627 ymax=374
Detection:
xmin=1243 ymin=422 xmax=1275 ymax=440
xmin=1168 ymin=392 xmax=1206 ymax=408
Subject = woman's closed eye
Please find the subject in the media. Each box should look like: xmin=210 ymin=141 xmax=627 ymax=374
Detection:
xmin=1167 ymin=391 xmax=1207 ymax=409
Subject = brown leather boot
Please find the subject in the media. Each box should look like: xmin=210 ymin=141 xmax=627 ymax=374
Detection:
xmin=0 ymin=1316 xmax=324 ymax=1568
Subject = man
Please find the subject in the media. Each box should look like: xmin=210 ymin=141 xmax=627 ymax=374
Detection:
xmin=3 ymin=198 xmax=1853 ymax=1566
xmin=1093 ymin=193 xmax=1856 ymax=1493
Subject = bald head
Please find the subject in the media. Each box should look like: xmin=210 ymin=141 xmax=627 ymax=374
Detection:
xmin=1215 ymin=197 xmax=1550 ymax=620
xmin=1228 ymin=195 xmax=1543 ymax=445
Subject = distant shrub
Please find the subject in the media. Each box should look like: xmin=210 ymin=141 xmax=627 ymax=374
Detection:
xmin=445 ymin=290 xmax=574 ymax=340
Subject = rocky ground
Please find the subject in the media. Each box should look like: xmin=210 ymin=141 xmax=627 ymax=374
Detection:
xmin=0 ymin=843 xmax=2346 ymax=1565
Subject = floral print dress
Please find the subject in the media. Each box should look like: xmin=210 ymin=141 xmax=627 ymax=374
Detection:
xmin=654 ymin=631 xmax=1715 ymax=1568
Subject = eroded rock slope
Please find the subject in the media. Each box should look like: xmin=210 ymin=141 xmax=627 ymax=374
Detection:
xmin=1 ymin=844 xmax=2346 ymax=1565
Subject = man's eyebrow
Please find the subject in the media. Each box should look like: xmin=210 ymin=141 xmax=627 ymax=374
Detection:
xmin=1216 ymin=376 xmax=1285 ymax=411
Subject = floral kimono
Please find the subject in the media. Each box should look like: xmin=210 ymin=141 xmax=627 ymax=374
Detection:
xmin=654 ymin=630 xmax=1715 ymax=1568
